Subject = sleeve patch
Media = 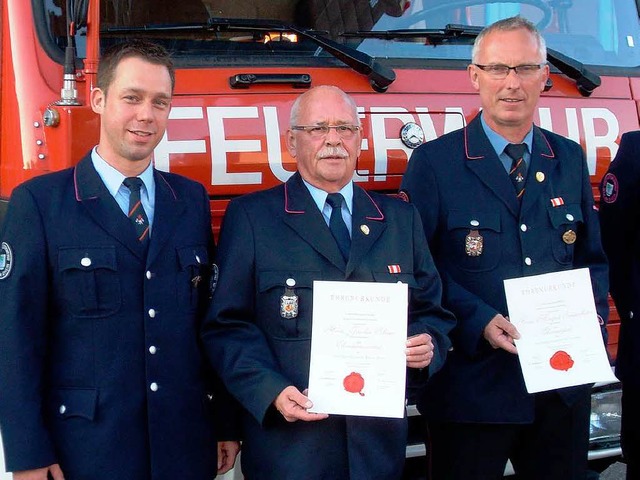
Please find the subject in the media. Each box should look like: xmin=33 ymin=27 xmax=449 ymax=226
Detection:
xmin=0 ymin=242 xmax=14 ymax=280
xmin=601 ymin=173 xmax=619 ymax=204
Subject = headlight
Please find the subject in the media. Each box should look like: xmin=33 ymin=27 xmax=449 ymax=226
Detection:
xmin=590 ymin=386 xmax=622 ymax=449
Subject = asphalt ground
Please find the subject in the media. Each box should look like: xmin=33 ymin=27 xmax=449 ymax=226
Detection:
xmin=600 ymin=461 xmax=627 ymax=479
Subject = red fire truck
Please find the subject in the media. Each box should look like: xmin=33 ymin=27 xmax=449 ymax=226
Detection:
xmin=0 ymin=0 xmax=632 ymax=476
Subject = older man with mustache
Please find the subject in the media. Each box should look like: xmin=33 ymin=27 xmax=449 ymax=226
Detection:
xmin=201 ymin=85 xmax=455 ymax=480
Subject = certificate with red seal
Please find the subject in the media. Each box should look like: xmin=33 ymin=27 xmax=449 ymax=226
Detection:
xmin=307 ymin=280 xmax=408 ymax=418
xmin=504 ymin=268 xmax=616 ymax=393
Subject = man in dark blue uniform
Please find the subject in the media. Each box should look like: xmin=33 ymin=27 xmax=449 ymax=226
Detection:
xmin=0 ymin=40 xmax=239 ymax=480
xmin=201 ymin=85 xmax=456 ymax=479
xmin=599 ymin=131 xmax=640 ymax=480
xmin=400 ymin=16 xmax=609 ymax=480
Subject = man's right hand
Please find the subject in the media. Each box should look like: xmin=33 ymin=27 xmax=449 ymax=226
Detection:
xmin=483 ymin=314 xmax=520 ymax=354
xmin=273 ymin=386 xmax=329 ymax=423
xmin=14 ymin=464 xmax=64 ymax=480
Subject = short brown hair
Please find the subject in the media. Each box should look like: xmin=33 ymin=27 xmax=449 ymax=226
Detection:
xmin=97 ymin=40 xmax=175 ymax=93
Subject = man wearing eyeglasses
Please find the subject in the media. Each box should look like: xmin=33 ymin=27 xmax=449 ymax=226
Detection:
xmin=400 ymin=16 xmax=609 ymax=480
xmin=201 ymin=85 xmax=455 ymax=479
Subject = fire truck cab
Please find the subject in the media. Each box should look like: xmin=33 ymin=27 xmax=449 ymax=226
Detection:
xmin=1 ymin=0 xmax=635 ymax=476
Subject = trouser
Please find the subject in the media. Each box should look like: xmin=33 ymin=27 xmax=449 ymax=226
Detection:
xmin=426 ymin=390 xmax=590 ymax=480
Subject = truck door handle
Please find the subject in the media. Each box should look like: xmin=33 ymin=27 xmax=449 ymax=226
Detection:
xmin=229 ymin=73 xmax=312 ymax=89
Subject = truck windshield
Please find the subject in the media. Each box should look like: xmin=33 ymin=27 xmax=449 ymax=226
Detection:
xmin=38 ymin=0 xmax=640 ymax=69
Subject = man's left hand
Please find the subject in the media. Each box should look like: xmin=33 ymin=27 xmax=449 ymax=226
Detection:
xmin=217 ymin=440 xmax=240 ymax=475
xmin=405 ymin=333 xmax=434 ymax=369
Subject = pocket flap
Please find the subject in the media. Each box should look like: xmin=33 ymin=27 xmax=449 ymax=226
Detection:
xmin=177 ymin=246 xmax=209 ymax=270
xmin=372 ymin=271 xmax=418 ymax=288
xmin=52 ymin=388 xmax=98 ymax=420
xmin=58 ymin=247 xmax=116 ymax=272
xmin=447 ymin=211 xmax=501 ymax=232
xmin=258 ymin=270 xmax=319 ymax=292
xmin=547 ymin=204 xmax=583 ymax=228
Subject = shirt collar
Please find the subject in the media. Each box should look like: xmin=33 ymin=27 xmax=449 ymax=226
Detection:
xmin=91 ymin=147 xmax=155 ymax=198
xmin=480 ymin=113 xmax=534 ymax=157
xmin=302 ymin=178 xmax=354 ymax=214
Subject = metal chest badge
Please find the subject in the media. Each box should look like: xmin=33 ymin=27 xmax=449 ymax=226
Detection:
xmin=563 ymin=230 xmax=577 ymax=245
xmin=465 ymin=229 xmax=483 ymax=256
xmin=280 ymin=278 xmax=298 ymax=318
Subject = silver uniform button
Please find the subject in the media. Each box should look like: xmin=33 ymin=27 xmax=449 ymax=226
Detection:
xmin=148 ymin=309 xmax=156 ymax=318
xmin=146 ymin=271 xmax=152 ymax=280
xmin=470 ymin=220 xmax=480 ymax=227
xmin=81 ymin=257 xmax=92 ymax=267
xmin=524 ymin=257 xmax=532 ymax=266
xmin=59 ymin=405 xmax=66 ymax=415
xmin=520 ymin=224 xmax=527 ymax=232
xmin=566 ymin=214 xmax=574 ymax=222
xmin=286 ymin=278 xmax=296 ymax=287
xmin=631 ymin=311 xmax=634 ymax=319
xmin=149 ymin=346 xmax=157 ymax=354
xmin=150 ymin=382 xmax=158 ymax=392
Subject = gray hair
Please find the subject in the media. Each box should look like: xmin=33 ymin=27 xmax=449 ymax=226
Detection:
xmin=471 ymin=16 xmax=547 ymax=64
xmin=289 ymin=85 xmax=360 ymax=126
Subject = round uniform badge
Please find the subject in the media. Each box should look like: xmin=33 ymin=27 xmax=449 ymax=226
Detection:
xmin=0 ymin=242 xmax=14 ymax=280
xmin=601 ymin=173 xmax=619 ymax=204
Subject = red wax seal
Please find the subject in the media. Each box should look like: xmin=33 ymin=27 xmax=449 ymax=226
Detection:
xmin=549 ymin=350 xmax=574 ymax=371
xmin=343 ymin=372 xmax=365 ymax=396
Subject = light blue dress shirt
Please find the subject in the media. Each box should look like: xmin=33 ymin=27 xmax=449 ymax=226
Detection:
xmin=480 ymin=114 xmax=534 ymax=173
xmin=91 ymin=147 xmax=156 ymax=232
xmin=302 ymin=179 xmax=353 ymax=237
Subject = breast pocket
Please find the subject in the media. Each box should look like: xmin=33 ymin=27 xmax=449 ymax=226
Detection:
xmin=258 ymin=270 xmax=318 ymax=339
xmin=58 ymin=247 xmax=121 ymax=318
xmin=176 ymin=246 xmax=209 ymax=312
xmin=446 ymin=211 xmax=502 ymax=272
xmin=547 ymin=204 xmax=583 ymax=265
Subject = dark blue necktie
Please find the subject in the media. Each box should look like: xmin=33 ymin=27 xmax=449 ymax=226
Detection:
xmin=123 ymin=177 xmax=150 ymax=245
xmin=326 ymin=193 xmax=351 ymax=262
xmin=505 ymin=143 xmax=527 ymax=201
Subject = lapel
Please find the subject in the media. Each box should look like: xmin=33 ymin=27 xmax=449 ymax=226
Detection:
xmin=520 ymin=126 xmax=557 ymax=215
xmin=146 ymin=171 xmax=186 ymax=267
xmin=345 ymin=186 xmax=386 ymax=277
xmin=282 ymin=172 xmax=347 ymax=271
xmin=74 ymin=155 xmax=147 ymax=260
xmin=464 ymin=115 xmax=520 ymax=217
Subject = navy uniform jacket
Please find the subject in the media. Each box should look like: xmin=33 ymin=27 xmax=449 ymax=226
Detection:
xmin=400 ymin=114 xmax=609 ymax=424
xmin=201 ymin=171 xmax=455 ymax=480
xmin=0 ymin=155 xmax=229 ymax=479
xmin=599 ymin=131 xmax=640 ymax=389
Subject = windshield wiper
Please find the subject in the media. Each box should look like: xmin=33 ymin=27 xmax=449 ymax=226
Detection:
xmin=341 ymin=24 xmax=481 ymax=44
xmin=545 ymin=47 xmax=601 ymax=97
xmin=341 ymin=23 xmax=601 ymax=97
xmin=102 ymin=18 xmax=396 ymax=92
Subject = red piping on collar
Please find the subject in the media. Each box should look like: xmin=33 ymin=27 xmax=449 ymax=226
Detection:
xmin=363 ymin=189 xmax=384 ymax=221
xmin=464 ymin=126 xmax=484 ymax=160
xmin=156 ymin=171 xmax=178 ymax=200
xmin=74 ymin=166 xmax=98 ymax=201
xmin=539 ymin=131 xmax=556 ymax=159
xmin=284 ymin=181 xmax=304 ymax=214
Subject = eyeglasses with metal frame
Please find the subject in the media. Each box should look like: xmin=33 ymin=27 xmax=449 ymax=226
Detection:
xmin=473 ymin=63 xmax=546 ymax=79
xmin=291 ymin=124 xmax=361 ymax=138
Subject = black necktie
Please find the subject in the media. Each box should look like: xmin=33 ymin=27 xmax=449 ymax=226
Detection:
xmin=505 ymin=143 xmax=528 ymax=200
xmin=123 ymin=177 xmax=150 ymax=244
xmin=326 ymin=193 xmax=351 ymax=262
